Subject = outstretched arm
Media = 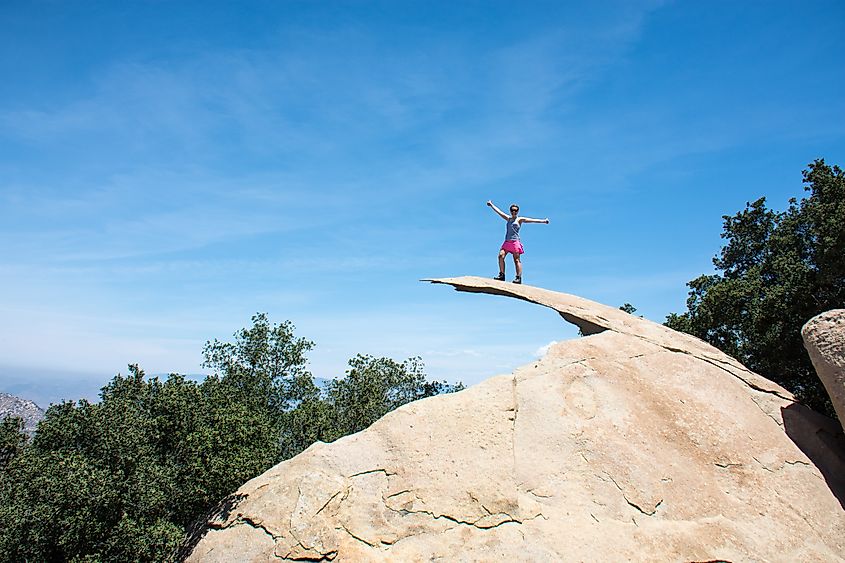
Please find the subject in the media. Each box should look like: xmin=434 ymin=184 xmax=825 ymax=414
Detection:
xmin=519 ymin=216 xmax=550 ymax=224
xmin=486 ymin=200 xmax=509 ymax=220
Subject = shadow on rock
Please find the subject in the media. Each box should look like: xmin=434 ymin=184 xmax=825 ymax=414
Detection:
xmin=176 ymin=493 xmax=248 ymax=562
xmin=782 ymin=403 xmax=845 ymax=509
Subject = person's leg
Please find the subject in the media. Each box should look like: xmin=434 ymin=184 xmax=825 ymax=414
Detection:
xmin=497 ymin=249 xmax=507 ymax=277
xmin=513 ymin=253 xmax=522 ymax=281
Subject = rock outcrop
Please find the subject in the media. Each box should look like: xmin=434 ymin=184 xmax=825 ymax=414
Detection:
xmin=186 ymin=277 xmax=845 ymax=562
xmin=0 ymin=392 xmax=44 ymax=436
xmin=803 ymin=309 xmax=845 ymax=427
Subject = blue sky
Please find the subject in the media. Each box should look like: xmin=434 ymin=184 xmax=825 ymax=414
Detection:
xmin=1 ymin=0 xmax=843 ymax=406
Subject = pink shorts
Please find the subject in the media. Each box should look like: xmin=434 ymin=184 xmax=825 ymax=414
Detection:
xmin=500 ymin=240 xmax=525 ymax=255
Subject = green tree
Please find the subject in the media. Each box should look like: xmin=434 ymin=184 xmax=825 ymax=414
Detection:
xmin=666 ymin=159 xmax=844 ymax=418
xmin=201 ymin=312 xmax=316 ymax=413
xmin=619 ymin=303 xmax=638 ymax=315
xmin=201 ymin=312 xmax=322 ymax=462
xmin=0 ymin=314 xmax=464 ymax=562
xmin=322 ymin=354 xmax=463 ymax=441
xmin=0 ymin=369 xmax=188 ymax=562
xmin=0 ymin=416 xmax=26 ymax=469
xmin=0 ymin=361 xmax=291 ymax=562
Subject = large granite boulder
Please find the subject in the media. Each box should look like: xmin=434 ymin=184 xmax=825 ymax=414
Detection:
xmin=803 ymin=309 xmax=845 ymax=427
xmin=186 ymin=277 xmax=845 ymax=562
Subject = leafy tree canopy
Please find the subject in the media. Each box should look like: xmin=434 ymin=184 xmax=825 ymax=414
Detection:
xmin=0 ymin=416 xmax=26 ymax=469
xmin=666 ymin=159 xmax=844 ymax=418
xmin=324 ymin=354 xmax=464 ymax=441
xmin=619 ymin=303 xmax=638 ymax=315
xmin=0 ymin=314 xmax=462 ymax=562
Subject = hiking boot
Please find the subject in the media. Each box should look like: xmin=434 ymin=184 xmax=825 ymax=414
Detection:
xmin=512 ymin=276 xmax=522 ymax=284
xmin=494 ymin=273 xmax=505 ymax=281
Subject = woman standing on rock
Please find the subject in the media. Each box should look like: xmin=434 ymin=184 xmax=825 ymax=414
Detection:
xmin=487 ymin=200 xmax=549 ymax=284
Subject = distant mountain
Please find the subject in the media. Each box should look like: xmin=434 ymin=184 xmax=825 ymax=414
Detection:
xmin=0 ymin=364 xmax=334 ymax=421
xmin=0 ymin=392 xmax=45 ymax=436
xmin=0 ymin=364 xmax=109 ymax=408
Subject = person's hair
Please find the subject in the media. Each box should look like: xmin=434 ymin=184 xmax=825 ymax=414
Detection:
xmin=510 ymin=204 xmax=520 ymax=212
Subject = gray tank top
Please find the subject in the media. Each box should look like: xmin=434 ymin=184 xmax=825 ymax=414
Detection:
xmin=505 ymin=218 xmax=521 ymax=241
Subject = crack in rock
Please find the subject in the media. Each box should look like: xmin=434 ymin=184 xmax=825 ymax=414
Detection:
xmin=752 ymin=456 xmax=775 ymax=473
xmin=384 ymin=503 xmax=533 ymax=530
xmin=237 ymin=515 xmax=278 ymax=539
xmin=279 ymin=545 xmax=338 ymax=562
xmin=633 ymin=335 xmax=793 ymax=403
xmin=601 ymin=471 xmax=662 ymax=516
xmin=281 ymin=486 xmax=352 ymax=560
xmin=753 ymin=456 xmax=812 ymax=472
xmin=282 ymin=531 xmax=338 ymax=562
xmin=748 ymin=395 xmax=785 ymax=428
xmin=289 ymin=483 xmax=303 ymax=546
xmin=339 ymin=524 xmax=378 ymax=549
xmin=349 ymin=468 xmax=396 ymax=478
xmin=511 ymin=373 xmax=519 ymax=478
xmin=385 ymin=489 xmax=412 ymax=499
xmin=714 ymin=462 xmax=742 ymax=469
xmin=284 ymin=486 xmax=342 ymax=563
xmin=784 ymin=459 xmax=811 ymax=467
xmin=314 ymin=489 xmax=346 ymax=517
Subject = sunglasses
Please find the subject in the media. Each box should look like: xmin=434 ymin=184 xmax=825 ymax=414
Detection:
xmin=510 ymin=208 xmax=519 ymax=213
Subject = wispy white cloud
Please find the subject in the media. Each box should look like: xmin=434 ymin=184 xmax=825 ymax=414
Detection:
xmin=5 ymin=15 xmax=664 ymax=276
xmin=534 ymin=340 xmax=559 ymax=358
